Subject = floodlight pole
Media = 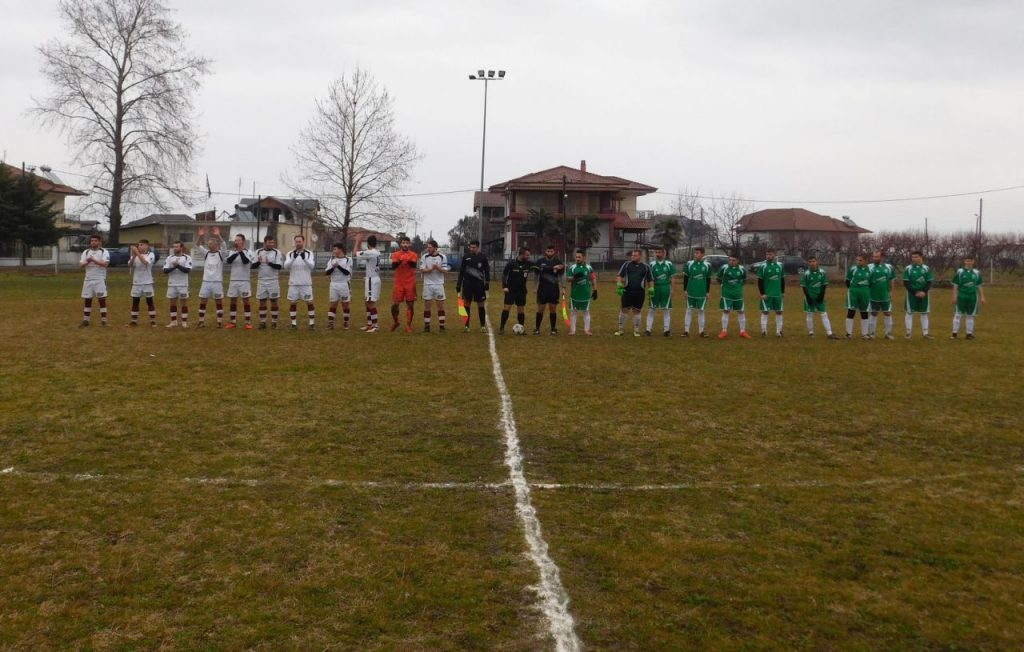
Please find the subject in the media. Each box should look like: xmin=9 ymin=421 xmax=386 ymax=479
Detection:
xmin=469 ymin=70 xmax=505 ymax=252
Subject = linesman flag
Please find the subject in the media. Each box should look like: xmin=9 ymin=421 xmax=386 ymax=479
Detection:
xmin=561 ymin=295 xmax=570 ymax=328
xmin=457 ymin=297 xmax=470 ymax=325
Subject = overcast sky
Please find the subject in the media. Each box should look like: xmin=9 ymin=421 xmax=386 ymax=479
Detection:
xmin=2 ymin=0 xmax=1023 ymax=238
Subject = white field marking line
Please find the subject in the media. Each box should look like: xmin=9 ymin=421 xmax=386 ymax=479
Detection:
xmin=485 ymin=326 xmax=581 ymax=652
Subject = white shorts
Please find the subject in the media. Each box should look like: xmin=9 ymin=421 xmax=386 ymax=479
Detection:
xmin=167 ymin=285 xmax=190 ymax=300
xmin=256 ymin=281 xmax=280 ymax=300
xmin=81 ymin=280 xmax=107 ymax=299
xmin=423 ymin=284 xmax=446 ymax=301
xmin=227 ymin=280 xmax=252 ymax=298
xmin=130 ymin=283 xmax=154 ymax=298
xmin=199 ymin=281 xmax=224 ymax=299
xmin=287 ymin=285 xmax=314 ymax=302
xmin=365 ymin=277 xmax=381 ymax=302
xmin=329 ymin=285 xmax=352 ymax=302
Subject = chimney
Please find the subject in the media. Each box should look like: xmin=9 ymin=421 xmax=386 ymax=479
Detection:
xmin=580 ymin=159 xmax=587 ymax=174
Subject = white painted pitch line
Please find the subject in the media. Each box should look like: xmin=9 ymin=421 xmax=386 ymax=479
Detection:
xmin=485 ymin=325 xmax=581 ymax=652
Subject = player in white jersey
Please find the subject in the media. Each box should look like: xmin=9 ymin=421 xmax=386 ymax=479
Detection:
xmin=79 ymin=234 xmax=110 ymax=327
xmin=162 ymin=240 xmax=193 ymax=328
xmin=252 ymin=235 xmax=283 ymax=329
xmin=419 ymin=239 xmax=449 ymax=333
xmin=224 ymin=234 xmax=254 ymax=330
xmin=356 ymin=235 xmax=382 ymax=332
xmin=284 ymin=234 xmax=316 ymax=329
xmin=325 ymin=242 xmax=353 ymax=330
xmin=193 ymin=226 xmax=228 ymax=328
xmin=128 ymin=239 xmax=157 ymax=326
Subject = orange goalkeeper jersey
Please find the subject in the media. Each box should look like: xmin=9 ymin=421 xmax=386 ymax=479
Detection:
xmin=392 ymin=251 xmax=419 ymax=287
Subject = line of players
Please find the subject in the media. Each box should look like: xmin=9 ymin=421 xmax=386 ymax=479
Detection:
xmin=76 ymin=231 xmax=987 ymax=339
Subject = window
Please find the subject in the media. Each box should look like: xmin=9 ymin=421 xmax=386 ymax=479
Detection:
xmin=180 ymin=232 xmax=194 ymax=243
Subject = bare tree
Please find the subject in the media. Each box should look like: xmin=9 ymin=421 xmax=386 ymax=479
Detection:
xmin=708 ymin=192 xmax=751 ymax=255
xmin=33 ymin=0 xmax=211 ymax=245
xmin=663 ymin=188 xmax=707 ymax=256
xmin=289 ymin=68 xmax=421 ymax=245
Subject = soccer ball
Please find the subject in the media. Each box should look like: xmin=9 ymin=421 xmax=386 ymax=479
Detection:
xmin=511 ymin=323 xmax=525 ymax=335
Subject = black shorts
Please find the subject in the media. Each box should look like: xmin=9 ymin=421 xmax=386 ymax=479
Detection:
xmin=621 ymin=288 xmax=645 ymax=311
xmin=505 ymin=289 xmax=527 ymax=307
xmin=537 ymin=285 xmax=560 ymax=306
xmin=461 ymin=285 xmax=486 ymax=302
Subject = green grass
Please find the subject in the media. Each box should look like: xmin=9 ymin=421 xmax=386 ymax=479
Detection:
xmin=1 ymin=269 xmax=1022 ymax=650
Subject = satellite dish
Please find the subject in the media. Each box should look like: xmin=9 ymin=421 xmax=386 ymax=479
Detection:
xmin=310 ymin=233 xmax=319 ymax=243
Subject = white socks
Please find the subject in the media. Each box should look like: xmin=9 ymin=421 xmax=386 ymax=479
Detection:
xmin=761 ymin=313 xmax=769 ymax=333
xmin=806 ymin=314 xmax=815 ymax=334
xmin=722 ymin=312 xmax=730 ymax=331
xmin=738 ymin=313 xmax=747 ymax=332
xmin=584 ymin=312 xmax=591 ymax=332
xmin=821 ymin=313 xmax=833 ymax=335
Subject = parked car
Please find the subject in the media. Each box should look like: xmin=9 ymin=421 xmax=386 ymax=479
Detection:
xmin=704 ymin=254 xmax=730 ymax=272
xmin=106 ymin=245 xmax=160 ymax=267
xmin=749 ymin=255 xmax=809 ymax=275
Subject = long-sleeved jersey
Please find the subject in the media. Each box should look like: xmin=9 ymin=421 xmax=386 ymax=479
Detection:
xmin=129 ymin=251 xmax=156 ymax=285
xmin=252 ymin=247 xmax=284 ymax=282
xmin=326 ymin=255 xmax=353 ymax=288
xmin=225 ymin=248 xmax=254 ymax=282
xmin=419 ymin=252 xmax=449 ymax=287
xmin=458 ymin=253 xmax=490 ymax=290
xmin=503 ymin=258 xmax=532 ymax=293
xmin=284 ymin=248 xmax=316 ymax=286
xmin=163 ymin=254 xmax=193 ymax=287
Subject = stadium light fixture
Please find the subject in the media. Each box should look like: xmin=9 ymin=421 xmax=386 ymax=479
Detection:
xmin=468 ymin=68 xmax=507 ymax=249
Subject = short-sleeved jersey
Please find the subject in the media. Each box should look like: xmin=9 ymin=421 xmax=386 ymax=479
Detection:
xmin=503 ymin=258 xmax=532 ymax=293
xmin=163 ymin=253 xmax=193 ymax=287
xmin=618 ymin=261 xmax=653 ymax=291
xmin=129 ymin=251 xmax=155 ymax=285
xmin=419 ymin=252 xmax=449 ymax=286
xmin=650 ymin=259 xmax=676 ymax=287
xmin=391 ymin=250 xmax=419 ymax=287
xmin=717 ymin=264 xmax=746 ymax=300
xmin=326 ymin=255 xmax=353 ymax=287
xmin=846 ymin=264 xmax=872 ymax=289
xmin=903 ymin=264 xmax=934 ymax=292
xmin=226 ymin=248 xmax=253 ymax=282
xmin=284 ymin=248 xmax=316 ymax=286
xmin=253 ymin=247 xmax=283 ymax=282
xmin=758 ymin=261 xmax=784 ymax=297
xmin=952 ymin=267 xmax=983 ymax=298
xmin=800 ymin=268 xmax=829 ymax=300
xmin=80 ymin=248 xmax=110 ymax=281
xmin=357 ymin=248 xmax=381 ymax=280
xmin=195 ymin=247 xmax=227 ymax=283
xmin=684 ymin=259 xmax=712 ymax=298
xmin=868 ymin=262 xmax=896 ymax=301
xmin=567 ymin=262 xmax=595 ymax=301
xmin=534 ymin=256 xmax=564 ymax=290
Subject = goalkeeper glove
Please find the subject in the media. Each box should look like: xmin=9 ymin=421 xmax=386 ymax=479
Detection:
xmin=616 ymin=283 xmax=625 ymax=297
xmin=591 ymin=289 xmax=598 ymax=300
xmin=647 ymin=286 xmax=655 ymax=299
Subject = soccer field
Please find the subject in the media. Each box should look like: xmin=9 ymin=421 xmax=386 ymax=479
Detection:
xmin=2 ymin=270 xmax=1022 ymax=650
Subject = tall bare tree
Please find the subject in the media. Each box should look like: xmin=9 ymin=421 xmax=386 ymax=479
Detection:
xmin=665 ymin=187 xmax=707 ymax=254
xmin=708 ymin=192 xmax=752 ymax=255
xmin=33 ymin=0 xmax=211 ymax=245
xmin=289 ymin=68 xmax=421 ymax=244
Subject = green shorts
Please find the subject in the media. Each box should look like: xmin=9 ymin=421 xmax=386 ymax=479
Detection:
xmin=686 ymin=296 xmax=707 ymax=310
xmin=803 ymin=298 xmax=827 ymax=313
xmin=650 ymin=286 xmax=672 ymax=310
xmin=570 ymin=298 xmax=591 ymax=311
xmin=720 ymin=296 xmax=744 ymax=311
xmin=955 ymin=295 xmax=979 ymax=316
xmin=905 ymin=293 xmax=930 ymax=314
xmin=870 ymin=299 xmax=892 ymax=312
xmin=846 ymin=289 xmax=870 ymax=312
xmin=759 ymin=296 xmax=783 ymax=312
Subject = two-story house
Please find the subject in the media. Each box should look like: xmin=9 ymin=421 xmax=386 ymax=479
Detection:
xmin=486 ymin=160 xmax=657 ymax=261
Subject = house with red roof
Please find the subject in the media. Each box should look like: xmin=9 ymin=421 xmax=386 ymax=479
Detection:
xmin=485 ymin=160 xmax=658 ymax=260
xmin=736 ymin=208 xmax=871 ymax=251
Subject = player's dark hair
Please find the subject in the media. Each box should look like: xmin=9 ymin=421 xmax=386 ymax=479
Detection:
xmin=655 ymin=245 xmax=665 ymax=251
xmin=332 ymin=242 xmax=345 ymax=252
xmin=294 ymin=234 xmax=303 ymax=241
xmin=518 ymin=246 xmax=530 ymax=255
xmin=138 ymin=239 xmax=149 ymax=245
xmin=263 ymin=235 xmax=274 ymax=243
xmin=911 ymin=250 xmax=923 ymax=257
xmin=694 ymin=247 xmax=704 ymax=254
xmin=367 ymin=235 xmax=378 ymax=247
xmin=89 ymin=234 xmax=101 ymax=242
xmin=729 ymin=251 xmax=739 ymax=259
xmin=807 ymin=255 xmax=817 ymax=262
xmin=964 ymin=254 xmax=975 ymax=260
xmin=856 ymin=253 xmax=867 ymax=260
xmin=470 ymin=239 xmax=480 ymax=246
xmin=767 ymin=248 xmax=776 ymax=254
xmin=236 ymin=234 xmax=246 ymax=241
xmin=400 ymin=236 xmax=411 ymax=244
xmin=575 ymin=248 xmax=586 ymax=256
xmin=545 ymin=244 xmax=555 ymax=250
xmin=427 ymin=239 xmax=438 ymax=248
xmin=173 ymin=240 xmax=183 ymax=247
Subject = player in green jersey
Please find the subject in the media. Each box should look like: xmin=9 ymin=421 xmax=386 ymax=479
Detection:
xmin=567 ymin=249 xmax=598 ymax=336
xmin=800 ymin=255 xmax=838 ymax=339
xmin=681 ymin=247 xmax=712 ymax=337
xmin=645 ymin=246 xmax=676 ymax=336
xmin=717 ymin=253 xmax=751 ymax=339
xmin=903 ymin=250 xmax=935 ymax=339
xmin=867 ymin=250 xmax=897 ymax=340
xmin=845 ymin=254 xmax=872 ymax=339
xmin=951 ymin=255 xmax=985 ymax=339
xmin=757 ymin=248 xmax=786 ymax=337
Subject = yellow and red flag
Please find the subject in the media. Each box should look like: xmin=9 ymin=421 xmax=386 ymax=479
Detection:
xmin=457 ymin=297 xmax=469 ymax=325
